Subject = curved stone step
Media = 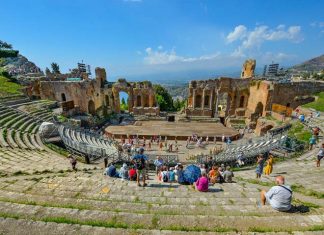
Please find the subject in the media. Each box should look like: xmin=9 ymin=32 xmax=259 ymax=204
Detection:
xmin=0 ymin=110 xmax=15 ymax=118
xmin=22 ymin=133 xmax=36 ymax=150
xmin=3 ymin=114 xmax=26 ymax=128
xmin=0 ymin=201 xmax=322 ymax=232
xmin=0 ymin=217 xmax=213 ymax=235
xmin=0 ymin=128 xmax=9 ymax=148
xmin=35 ymin=133 xmax=46 ymax=150
xmin=0 ymin=113 xmax=18 ymax=126
xmin=18 ymin=118 xmax=35 ymax=132
xmin=30 ymin=134 xmax=43 ymax=151
xmin=14 ymin=131 xmax=28 ymax=149
xmin=31 ymin=124 xmax=39 ymax=134
xmin=6 ymin=129 xmax=18 ymax=148
xmin=10 ymin=116 xmax=31 ymax=130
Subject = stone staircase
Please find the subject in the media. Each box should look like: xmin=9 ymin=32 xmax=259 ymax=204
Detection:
xmin=0 ymin=153 xmax=323 ymax=234
xmin=0 ymin=100 xmax=323 ymax=234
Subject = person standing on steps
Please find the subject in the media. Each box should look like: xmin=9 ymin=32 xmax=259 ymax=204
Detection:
xmin=68 ymin=154 xmax=77 ymax=171
xmin=256 ymin=155 xmax=265 ymax=178
xmin=132 ymin=147 xmax=148 ymax=187
xmin=260 ymin=175 xmax=292 ymax=212
xmin=316 ymin=143 xmax=324 ymax=167
xmin=264 ymin=154 xmax=274 ymax=175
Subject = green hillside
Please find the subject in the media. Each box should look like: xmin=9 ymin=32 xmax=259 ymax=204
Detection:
xmin=0 ymin=74 xmax=23 ymax=97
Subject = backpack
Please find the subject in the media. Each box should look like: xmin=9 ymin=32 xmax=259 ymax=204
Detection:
xmin=134 ymin=156 xmax=145 ymax=170
xmin=163 ymin=172 xmax=168 ymax=182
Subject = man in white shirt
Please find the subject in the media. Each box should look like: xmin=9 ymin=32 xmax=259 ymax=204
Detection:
xmin=260 ymin=175 xmax=292 ymax=211
xmin=316 ymin=143 xmax=324 ymax=167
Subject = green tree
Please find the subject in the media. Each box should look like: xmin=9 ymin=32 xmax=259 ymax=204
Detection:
xmin=45 ymin=67 xmax=51 ymax=75
xmin=0 ymin=40 xmax=13 ymax=49
xmin=173 ymin=98 xmax=186 ymax=111
xmin=51 ymin=62 xmax=60 ymax=74
xmin=153 ymin=84 xmax=174 ymax=111
xmin=121 ymin=97 xmax=126 ymax=105
xmin=120 ymin=97 xmax=128 ymax=111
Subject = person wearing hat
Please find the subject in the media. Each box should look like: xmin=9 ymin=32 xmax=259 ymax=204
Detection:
xmin=119 ymin=163 xmax=129 ymax=180
xmin=132 ymin=147 xmax=148 ymax=186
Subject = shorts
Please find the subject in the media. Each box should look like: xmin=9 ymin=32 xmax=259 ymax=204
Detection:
xmin=136 ymin=168 xmax=146 ymax=176
xmin=317 ymin=155 xmax=324 ymax=161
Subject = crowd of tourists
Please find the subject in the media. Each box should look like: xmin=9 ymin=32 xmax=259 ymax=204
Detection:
xmin=103 ymin=148 xmax=235 ymax=190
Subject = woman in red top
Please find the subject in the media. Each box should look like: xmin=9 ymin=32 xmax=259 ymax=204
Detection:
xmin=129 ymin=167 xmax=137 ymax=181
xmin=195 ymin=172 xmax=209 ymax=192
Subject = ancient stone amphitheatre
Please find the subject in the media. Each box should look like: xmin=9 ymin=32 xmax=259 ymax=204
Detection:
xmin=1 ymin=1 xmax=324 ymax=231
xmin=0 ymin=56 xmax=323 ymax=234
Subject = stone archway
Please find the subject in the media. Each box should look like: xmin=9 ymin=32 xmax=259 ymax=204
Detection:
xmin=105 ymin=95 xmax=109 ymax=106
xmin=195 ymin=95 xmax=202 ymax=108
xmin=136 ymin=95 xmax=142 ymax=107
xmin=255 ymin=102 xmax=264 ymax=117
xmin=61 ymin=93 xmax=66 ymax=102
xmin=239 ymin=95 xmax=245 ymax=108
xmin=88 ymin=100 xmax=95 ymax=115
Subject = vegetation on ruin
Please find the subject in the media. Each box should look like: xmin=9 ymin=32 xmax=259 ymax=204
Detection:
xmin=51 ymin=62 xmax=60 ymax=74
xmin=0 ymin=74 xmax=23 ymax=97
xmin=287 ymin=121 xmax=312 ymax=143
xmin=120 ymin=97 xmax=128 ymax=111
xmin=173 ymin=98 xmax=186 ymax=111
xmin=154 ymin=84 xmax=186 ymax=111
xmin=154 ymin=84 xmax=174 ymax=111
xmin=302 ymin=92 xmax=324 ymax=111
xmin=45 ymin=143 xmax=70 ymax=157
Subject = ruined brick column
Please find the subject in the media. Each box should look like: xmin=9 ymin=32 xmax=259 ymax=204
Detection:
xmin=215 ymin=89 xmax=219 ymax=116
xmin=141 ymin=95 xmax=145 ymax=108
xmin=201 ymin=89 xmax=205 ymax=110
xmin=209 ymin=90 xmax=213 ymax=110
xmin=192 ymin=89 xmax=196 ymax=109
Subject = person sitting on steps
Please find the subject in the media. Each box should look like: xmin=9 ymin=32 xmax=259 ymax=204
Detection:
xmin=195 ymin=172 xmax=209 ymax=192
xmin=260 ymin=175 xmax=292 ymax=212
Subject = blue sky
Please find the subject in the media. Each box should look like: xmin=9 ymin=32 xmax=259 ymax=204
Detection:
xmin=1 ymin=0 xmax=324 ymax=81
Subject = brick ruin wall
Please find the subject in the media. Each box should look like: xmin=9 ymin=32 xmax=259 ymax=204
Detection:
xmin=38 ymin=68 xmax=159 ymax=116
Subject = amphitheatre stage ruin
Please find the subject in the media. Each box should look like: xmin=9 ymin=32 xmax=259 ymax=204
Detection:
xmin=26 ymin=59 xmax=324 ymax=141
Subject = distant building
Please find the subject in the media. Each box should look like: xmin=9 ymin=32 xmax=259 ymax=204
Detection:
xmin=267 ymin=63 xmax=279 ymax=76
xmin=263 ymin=65 xmax=267 ymax=76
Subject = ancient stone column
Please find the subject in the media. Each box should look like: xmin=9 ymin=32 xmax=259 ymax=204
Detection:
xmin=149 ymin=94 xmax=154 ymax=107
xmin=201 ymin=89 xmax=205 ymax=110
xmin=215 ymin=90 xmax=219 ymax=116
xmin=141 ymin=95 xmax=145 ymax=107
xmin=209 ymin=91 xmax=213 ymax=110
xmin=192 ymin=89 xmax=196 ymax=109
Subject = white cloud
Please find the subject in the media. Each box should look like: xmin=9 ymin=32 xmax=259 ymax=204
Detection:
xmin=310 ymin=21 xmax=324 ymax=28
xmin=227 ymin=24 xmax=303 ymax=56
xmin=143 ymin=46 xmax=220 ymax=65
xmin=226 ymin=25 xmax=247 ymax=43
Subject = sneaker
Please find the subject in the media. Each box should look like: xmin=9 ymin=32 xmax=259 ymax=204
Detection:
xmin=143 ymin=183 xmax=148 ymax=187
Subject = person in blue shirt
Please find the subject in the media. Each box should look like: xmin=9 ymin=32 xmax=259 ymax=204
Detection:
xmin=106 ymin=163 xmax=119 ymax=177
xmin=154 ymin=156 xmax=164 ymax=176
xmin=168 ymin=167 xmax=175 ymax=182
xmin=309 ymin=135 xmax=316 ymax=150
xmin=132 ymin=148 xmax=148 ymax=187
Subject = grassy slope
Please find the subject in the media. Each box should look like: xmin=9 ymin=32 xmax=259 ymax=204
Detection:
xmin=302 ymin=92 xmax=324 ymax=112
xmin=0 ymin=75 xmax=22 ymax=97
